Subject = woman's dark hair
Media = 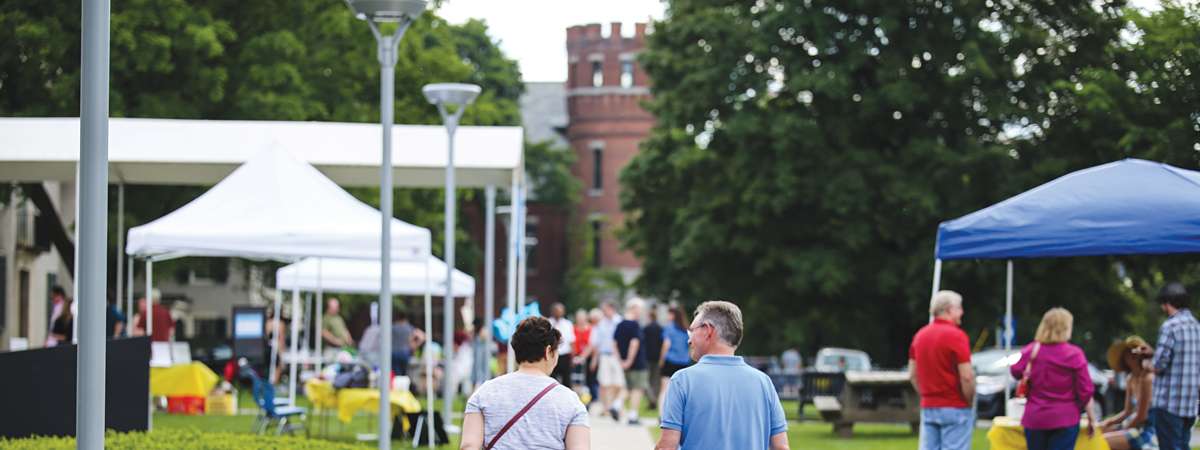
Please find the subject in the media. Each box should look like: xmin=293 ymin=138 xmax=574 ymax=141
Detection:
xmin=511 ymin=316 xmax=561 ymax=364
xmin=473 ymin=317 xmax=484 ymax=336
xmin=668 ymin=306 xmax=688 ymax=330
xmin=1158 ymin=282 xmax=1190 ymax=309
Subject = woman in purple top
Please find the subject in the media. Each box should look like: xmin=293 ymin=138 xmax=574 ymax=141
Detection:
xmin=1009 ymin=307 xmax=1096 ymax=450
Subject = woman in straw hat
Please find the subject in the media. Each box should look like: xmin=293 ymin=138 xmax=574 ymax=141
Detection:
xmin=1100 ymin=336 xmax=1157 ymax=450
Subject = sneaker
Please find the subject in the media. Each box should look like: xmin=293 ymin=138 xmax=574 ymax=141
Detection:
xmin=609 ymin=407 xmax=621 ymax=421
xmin=627 ymin=417 xmax=642 ymax=426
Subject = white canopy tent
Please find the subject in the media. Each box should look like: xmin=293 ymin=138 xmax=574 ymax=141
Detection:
xmin=126 ymin=148 xmax=433 ymax=406
xmin=278 ymin=256 xmax=474 ymax=296
xmin=276 ymin=256 xmax=475 ymax=374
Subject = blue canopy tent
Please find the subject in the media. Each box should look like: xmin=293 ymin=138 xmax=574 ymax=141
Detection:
xmin=931 ymin=158 xmax=1200 ymax=406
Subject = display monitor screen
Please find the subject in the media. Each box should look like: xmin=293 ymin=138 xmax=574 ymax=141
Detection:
xmin=233 ymin=311 xmax=264 ymax=339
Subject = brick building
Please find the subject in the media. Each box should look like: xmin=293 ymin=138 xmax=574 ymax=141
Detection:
xmin=565 ymin=22 xmax=654 ymax=284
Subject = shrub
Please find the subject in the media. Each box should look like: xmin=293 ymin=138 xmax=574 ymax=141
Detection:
xmin=0 ymin=428 xmax=368 ymax=449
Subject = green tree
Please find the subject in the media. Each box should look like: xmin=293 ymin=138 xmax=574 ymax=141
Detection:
xmin=620 ymin=0 xmax=1165 ymax=363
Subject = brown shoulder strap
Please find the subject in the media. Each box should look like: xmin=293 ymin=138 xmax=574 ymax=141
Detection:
xmin=484 ymin=382 xmax=560 ymax=450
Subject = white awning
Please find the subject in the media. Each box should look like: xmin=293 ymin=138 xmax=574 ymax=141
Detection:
xmin=276 ymin=256 xmax=474 ymax=297
xmin=126 ymin=148 xmax=430 ymax=260
xmin=0 ymin=117 xmax=522 ymax=188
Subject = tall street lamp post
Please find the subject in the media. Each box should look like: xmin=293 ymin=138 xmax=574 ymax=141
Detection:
xmin=423 ymin=82 xmax=481 ymax=427
xmin=343 ymin=1 xmax=426 ymax=448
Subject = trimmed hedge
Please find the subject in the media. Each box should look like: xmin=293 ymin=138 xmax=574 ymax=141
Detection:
xmin=0 ymin=429 xmax=368 ymax=449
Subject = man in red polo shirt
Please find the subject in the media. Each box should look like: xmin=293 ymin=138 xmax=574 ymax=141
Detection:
xmin=909 ymin=290 xmax=975 ymax=450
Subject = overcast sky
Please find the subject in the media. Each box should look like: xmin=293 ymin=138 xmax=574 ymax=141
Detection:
xmin=438 ymin=0 xmax=1167 ymax=83
xmin=437 ymin=0 xmax=665 ymax=82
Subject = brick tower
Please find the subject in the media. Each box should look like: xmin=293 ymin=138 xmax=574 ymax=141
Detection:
xmin=565 ymin=22 xmax=653 ymax=284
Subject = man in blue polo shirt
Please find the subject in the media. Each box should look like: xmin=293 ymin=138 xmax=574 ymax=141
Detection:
xmin=655 ymin=301 xmax=789 ymax=450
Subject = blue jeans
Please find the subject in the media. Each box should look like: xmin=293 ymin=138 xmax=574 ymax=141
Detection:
xmin=1151 ymin=408 xmax=1196 ymax=450
xmin=920 ymin=407 xmax=973 ymax=450
xmin=1024 ymin=425 xmax=1078 ymax=450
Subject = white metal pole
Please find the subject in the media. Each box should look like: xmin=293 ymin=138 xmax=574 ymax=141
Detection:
xmin=424 ymin=258 xmax=435 ymax=449
xmin=506 ymin=176 xmax=518 ymax=372
xmin=929 ymin=259 xmax=943 ymax=323
xmin=78 ymin=0 xmax=110 ymax=442
xmin=484 ymin=185 xmax=495 ymax=377
xmin=145 ymin=258 xmax=153 ymax=430
xmin=1004 ymin=259 xmax=1014 ymax=404
xmin=441 ymin=108 xmax=458 ymax=428
xmin=316 ymin=258 xmax=324 ymax=374
xmin=126 ymin=256 xmax=134 ymax=324
xmin=116 ymin=182 xmax=124 ymax=313
xmin=270 ymin=286 xmax=281 ymax=384
xmin=517 ymin=176 xmax=527 ymax=312
xmin=288 ymin=282 xmax=301 ymax=405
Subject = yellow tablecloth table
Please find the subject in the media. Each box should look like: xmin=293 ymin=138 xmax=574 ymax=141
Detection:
xmin=987 ymin=416 xmax=1110 ymax=450
xmin=302 ymin=380 xmax=421 ymax=424
xmin=149 ymin=362 xmax=220 ymax=397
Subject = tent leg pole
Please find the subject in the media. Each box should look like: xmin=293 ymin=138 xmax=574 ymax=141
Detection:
xmin=484 ymin=184 xmax=495 ymax=378
xmin=424 ymin=257 xmax=434 ymax=449
xmin=116 ymin=182 xmax=124 ymax=313
xmin=126 ymin=256 xmax=134 ymax=324
xmin=506 ymin=176 xmax=518 ymax=373
xmin=316 ymin=258 xmax=323 ymax=375
xmin=289 ymin=281 xmax=301 ymax=405
xmin=929 ymin=259 xmax=943 ymax=323
xmin=146 ymin=258 xmax=153 ymax=431
xmin=1004 ymin=259 xmax=1014 ymax=406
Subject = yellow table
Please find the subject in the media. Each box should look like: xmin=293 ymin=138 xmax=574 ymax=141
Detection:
xmin=987 ymin=416 xmax=1110 ymax=450
xmin=303 ymin=379 xmax=422 ymax=424
xmin=150 ymin=362 xmax=220 ymax=397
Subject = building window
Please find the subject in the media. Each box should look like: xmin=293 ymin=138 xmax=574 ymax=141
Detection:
xmin=569 ymin=62 xmax=578 ymax=87
xmin=591 ymin=221 xmax=602 ymax=267
xmin=591 ymin=143 xmax=603 ymax=192
xmin=621 ymin=60 xmax=634 ymax=88
xmin=591 ymin=60 xmax=604 ymax=87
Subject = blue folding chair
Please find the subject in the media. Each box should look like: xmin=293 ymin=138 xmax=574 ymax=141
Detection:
xmin=242 ymin=366 xmax=307 ymax=436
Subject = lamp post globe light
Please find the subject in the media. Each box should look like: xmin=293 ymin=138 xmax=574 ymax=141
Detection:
xmin=423 ymin=82 xmax=481 ymax=427
xmin=343 ymin=1 xmax=425 ymax=449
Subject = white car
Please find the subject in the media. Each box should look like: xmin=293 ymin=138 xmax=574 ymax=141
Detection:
xmin=813 ymin=347 xmax=871 ymax=372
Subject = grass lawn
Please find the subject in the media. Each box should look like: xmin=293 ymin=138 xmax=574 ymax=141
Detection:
xmin=153 ymin=390 xmax=464 ymax=449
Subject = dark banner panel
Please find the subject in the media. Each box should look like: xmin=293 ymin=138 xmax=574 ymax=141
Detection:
xmin=0 ymin=336 xmax=150 ymax=438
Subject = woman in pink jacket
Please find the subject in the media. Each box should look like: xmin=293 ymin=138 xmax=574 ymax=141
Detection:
xmin=1009 ymin=307 xmax=1096 ymax=450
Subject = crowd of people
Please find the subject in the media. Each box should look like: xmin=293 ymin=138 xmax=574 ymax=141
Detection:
xmin=42 ymin=285 xmax=171 ymax=348
xmin=912 ymin=283 xmax=1200 ymax=450
xmin=458 ymin=299 xmax=790 ymax=450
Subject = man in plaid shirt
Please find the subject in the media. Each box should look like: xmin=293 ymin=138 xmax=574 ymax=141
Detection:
xmin=1150 ymin=282 xmax=1200 ymax=450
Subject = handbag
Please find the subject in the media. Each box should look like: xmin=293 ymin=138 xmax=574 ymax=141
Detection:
xmin=1014 ymin=342 xmax=1041 ymax=398
xmin=485 ymin=382 xmax=559 ymax=450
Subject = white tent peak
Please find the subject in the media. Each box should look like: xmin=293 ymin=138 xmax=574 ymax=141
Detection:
xmin=126 ymin=147 xmax=431 ymax=260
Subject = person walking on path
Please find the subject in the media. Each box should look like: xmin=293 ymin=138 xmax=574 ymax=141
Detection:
xmin=657 ymin=306 xmax=691 ymax=411
xmin=1101 ymin=336 xmax=1157 ymax=450
xmin=614 ymin=298 xmax=649 ymax=424
xmin=642 ymin=309 xmax=664 ymax=410
xmin=549 ymin=303 xmax=576 ymax=386
xmin=1148 ymin=282 xmax=1200 ymax=450
xmin=589 ymin=301 xmax=622 ymax=418
xmin=1009 ymin=307 xmax=1095 ymax=450
xmin=909 ymin=290 xmax=975 ymax=450
xmin=460 ymin=316 xmax=590 ymax=450
xmin=655 ymin=300 xmax=788 ymax=450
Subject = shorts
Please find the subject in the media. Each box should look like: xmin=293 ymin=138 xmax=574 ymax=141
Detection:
xmin=662 ymin=361 xmax=690 ymax=378
xmin=597 ymin=354 xmax=625 ymax=387
xmin=625 ymin=369 xmax=649 ymax=391
xmin=1124 ymin=426 xmax=1157 ymax=450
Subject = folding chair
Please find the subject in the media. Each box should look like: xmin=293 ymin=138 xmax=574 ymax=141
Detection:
xmin=243 ymin=365 xmax=308 ymax=436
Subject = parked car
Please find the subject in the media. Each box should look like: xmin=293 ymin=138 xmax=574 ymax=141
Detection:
xmin=814 ymin=348 xmax=871 ymax=373
xmin=971 ymin=347 xmax=1113 ymax=419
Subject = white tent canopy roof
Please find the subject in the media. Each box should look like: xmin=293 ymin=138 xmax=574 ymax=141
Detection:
xmin=126 ymin=148 xmax=430 ymax=260
xmin=0 ymin=117 xmax=522 ymax=187
xmin=276 ymin=256 xmax=474 ymax=297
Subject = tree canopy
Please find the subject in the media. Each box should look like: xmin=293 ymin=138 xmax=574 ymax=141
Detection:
xmin=623 ymin=0 xmax=1200 ymax=363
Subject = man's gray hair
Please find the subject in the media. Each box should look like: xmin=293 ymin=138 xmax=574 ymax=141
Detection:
xmin=930 ymin=290 xmax=963 ymax=316
xmin=625 ymin=297 xmax=645 ymax=313
xmin=693 ymin=300 xmax=743 ymax=347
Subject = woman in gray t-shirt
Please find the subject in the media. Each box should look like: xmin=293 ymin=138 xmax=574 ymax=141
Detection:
xmin=461 ymin=316 xmax=590 ymax=450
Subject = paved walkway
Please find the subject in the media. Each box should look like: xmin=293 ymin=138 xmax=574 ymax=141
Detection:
xmin=589 ymin=412 xmax=656 ymax=448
